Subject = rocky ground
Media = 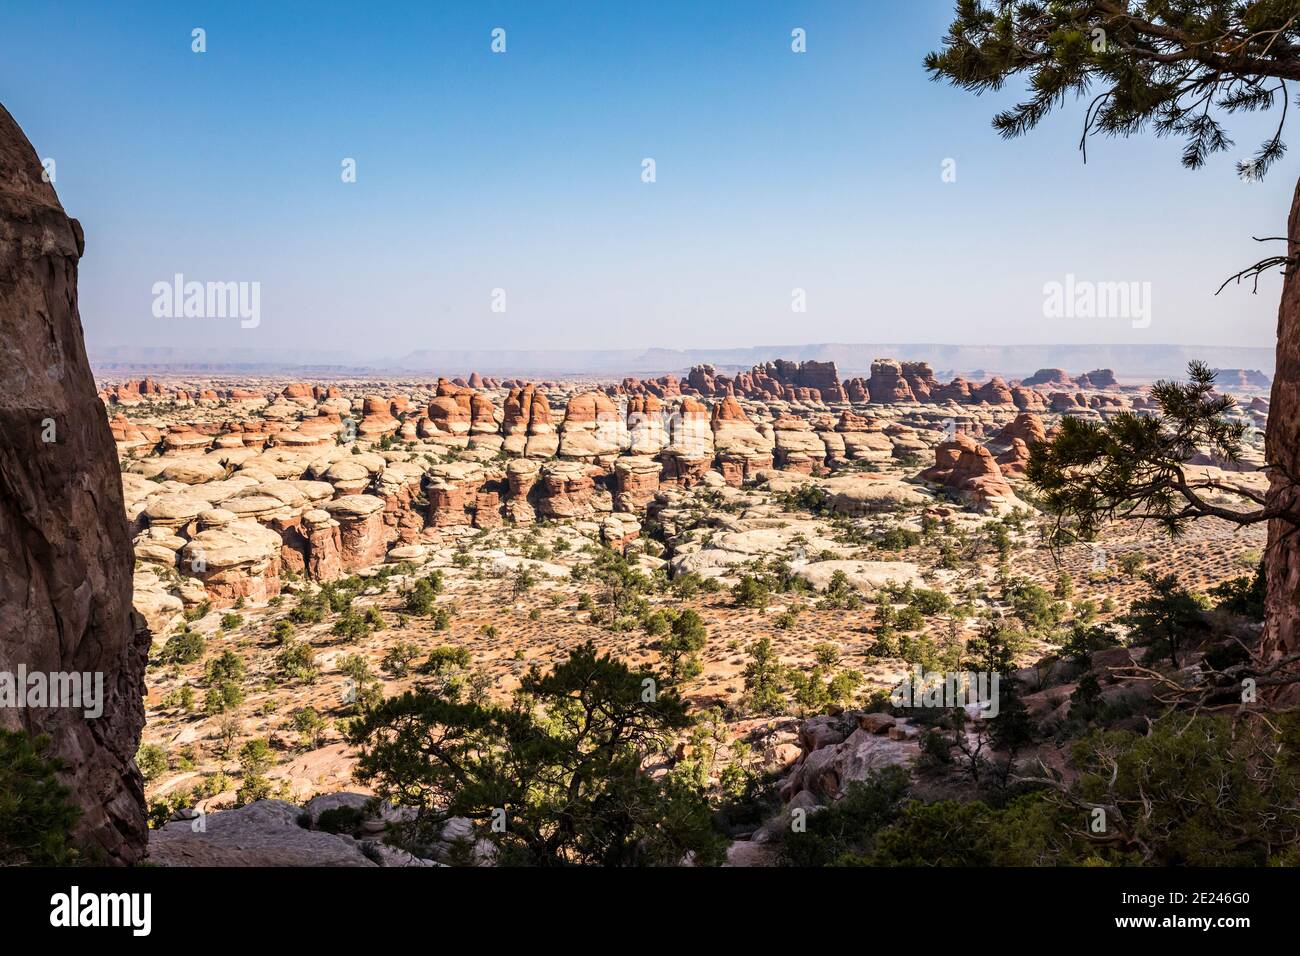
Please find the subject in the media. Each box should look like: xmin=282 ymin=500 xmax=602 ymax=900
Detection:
xmin=104 ymin=361 xmax=1269 ymax=865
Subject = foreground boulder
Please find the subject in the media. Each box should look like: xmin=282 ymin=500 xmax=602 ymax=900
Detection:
xmin=0 ymin=102 xmax=149 ymax=863
xmin=149 ymin=800 xmax=379 ymax=867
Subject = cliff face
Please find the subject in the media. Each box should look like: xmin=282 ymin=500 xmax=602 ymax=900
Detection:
xmin=0 ymin=103 xmax=149 ymax=862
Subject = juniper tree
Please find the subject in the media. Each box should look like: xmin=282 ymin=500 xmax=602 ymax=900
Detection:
xmin=351 ymin=641 xmax=723 ymax=866
xmin=659 ymin=609 xmax=708 ymax=683
xmin=928 ymin=1 xmax=1300 ymax=684
xmin=1028 ymin=362 xmax=1267 ymax=539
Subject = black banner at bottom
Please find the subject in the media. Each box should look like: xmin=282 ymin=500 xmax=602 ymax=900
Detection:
xmin=0 ymin=865 xmax=1282 ymax=942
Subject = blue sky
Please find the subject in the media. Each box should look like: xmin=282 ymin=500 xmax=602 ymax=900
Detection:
xmin=1 ymin=0 xmax=1289 ymax=356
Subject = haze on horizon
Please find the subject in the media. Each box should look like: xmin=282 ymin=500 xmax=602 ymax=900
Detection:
xmin=2 ymin=0 xmax=1288 ymax=356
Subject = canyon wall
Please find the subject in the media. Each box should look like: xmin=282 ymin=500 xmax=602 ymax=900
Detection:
xmin=0 ymin=103 xmax=149 ymax=863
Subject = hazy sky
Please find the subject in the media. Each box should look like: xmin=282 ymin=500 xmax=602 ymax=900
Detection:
xmin=2 ymin=0 xmax=1290 ymax=356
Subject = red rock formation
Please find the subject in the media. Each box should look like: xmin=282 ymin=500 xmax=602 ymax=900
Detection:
xmin=1011 ymin=386 xmax=1047 ymax=410
xmin=423 ymin=464 xmax=485 ymax=528
xmin=779 ymin=359 xmax=844 ymax=401
xmin=559 ymin=391 xmax=624 ymax=459
xmin=470 ymin=392 xmax=497 ymax=434
xmin=716 ymin=451 xmax=773 ymax=485
xmin=562 ymin=391 xmax=615 ymax=425
xmin=628 ymin=394 xmax=663 ymax=420
xmin=299 ymin=510 xmax=345 ymax=582
xmin=181 ymin=516 xmax=285 ymax=605
xmin=974 ymin=376 xmax=1015 ymax=405
xmin=901 ymin=362 xmax=939 ymax=401
xmin=667 ymin=396 xmax=714 ymax=459
xmin=660 ymin=450 xmax=713 ymax=486
xmin=920 ymin=434 xmax=1017 ymax=509
xmin=627 ymin=394 xmax=667 ymax=454
xmin=502 ymin=385 xmax=532 ymax=434
xmin=358 ymin=395 xmax=399 ymax=438
xmin=528 ymin=390 xmax=553 ymax=431
xmin=710 ymin=395 xmax=747 ymax=424
xmin=1075 ymin=368 xmax=1118 ymax=389
xmin=995 ymin=439 xmax=1033 ymax=478
xmin=473 ymin=490 xmax=503 ymax=528
xmin=1022 ymin=368 xmax=1074 ymax=387
xmin=0 ymin=104 xmax=149 ymax=863
xmin=324 ymin=495 xmax=390 ymax=568
xmin=932 ymin=377 xmax=974 ymax=403
xmin=835 ymin=410 xmax=878 ymax=432
xmin=993 ymin=411 xmax=1048 ymax=448
xmin=687 ymin=365 xmax=719 ymax=395
xmin=683 ymin=360 xmax=844 ymax=403
xmin=426 ymin=395 xmax=470 ymax=435
xmin=867 ymin=359 xmax=916 ymax=403
xmin=435 ymin=378 xmax=472 ymax=412
xmin=613 ymin=456 xmax=662 ymax=511
xmin=536 ymin=461 xmax=600 ymax=518
xmin=374 ymin=462 xmax=426 ymax=542
xmin=505 ymin=459 xmax=541 ymax=524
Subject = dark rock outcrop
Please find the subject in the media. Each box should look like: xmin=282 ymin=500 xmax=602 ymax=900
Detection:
xmin=0 ymin=103 xmax=149 ymax=863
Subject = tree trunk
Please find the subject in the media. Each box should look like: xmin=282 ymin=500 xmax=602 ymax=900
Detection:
xmin=1262 ymin=174 xmax=1300 ymax=702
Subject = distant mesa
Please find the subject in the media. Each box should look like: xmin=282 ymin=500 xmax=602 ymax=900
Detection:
xmin=1023 ymin=367 xmax=1118 ymax=390
xmin=613 ymin=358 xmax=1051 ymax=409
xmin=1212 ymin=368 xmax=1272 ymax=389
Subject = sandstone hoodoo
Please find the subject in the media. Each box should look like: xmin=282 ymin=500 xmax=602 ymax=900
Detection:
xmin=100 ymin=354 xmax=1182 ymax=608
xmin=867 ymin=359 xmax=916 ymax=404
xmin=919 ymin=433 xmax=1020 ymax=512
xmin=1022 ymin=368 xmax=1074 ymax=387
xmin=0 ymin=103 xmax=148 ymax=864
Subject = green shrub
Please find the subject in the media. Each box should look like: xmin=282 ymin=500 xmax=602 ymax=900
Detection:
xmin=0 ymin=732 xmax=81 ymax=865
xmin=204 ymin=650 xmax=245 ymax=685
xmin=316 ymin=805 xmax=366 ymax=834
xmin=732 ymin=575 xmax=771 ymax=610
xmin=204 ymin=680 xmax=245 ymax=715
xmin=159 ymin=629 xmax=205 ymax=665
xmin=136 ymin=743 xmax=169 ymax=782
xmin=382 ymin=641 xmax=421 ymax=677
xmin=277 ymin=641 xmax=319 ymax=683
xmin=291 ymin=707 xmax=329 ymax=748
xmin=660 ymin=609 xmax=708 ymax=683
xmin=781 ymin=766 xmax=909 ymax=866
xmin=1211 ymin=562 xmax=1266 ymax=621
xmin=351 ymin=641 xmax=724 ymax=866
xmin=404 ymin=574 xmax=445 ymax=615
xmin=743 ymin=637 xmax=787 ymax=715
